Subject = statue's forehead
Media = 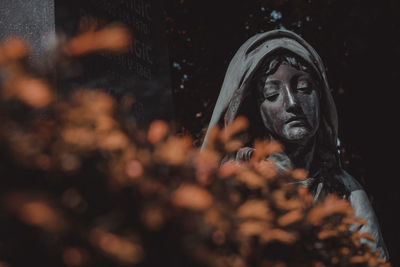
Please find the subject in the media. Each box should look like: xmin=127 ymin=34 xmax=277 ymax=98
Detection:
xmin=246 ymin=38 xmax=321 ymax=77
xmin=264 ymin=64 xmax=311 ymax=81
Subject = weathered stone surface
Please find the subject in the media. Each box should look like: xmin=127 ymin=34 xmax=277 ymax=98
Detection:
xmin=0 ymin=0 xmax=55 ymax=59
xmin=55 ymin=0 xmax=174 ymax=124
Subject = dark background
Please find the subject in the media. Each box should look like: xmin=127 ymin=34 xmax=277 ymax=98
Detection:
xmin=165 ymin=0 xmax=400 ymax=264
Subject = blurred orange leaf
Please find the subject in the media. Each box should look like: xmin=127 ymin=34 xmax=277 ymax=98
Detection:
xmin=62 ymin=247 xmax=88 ymax=267
xmin=6 ymin=194 xmax=66 ymax=232
xmin=172 ymin=184 xmax=212 ymax=211
xmin=318 ymin=230 xmax=338 ymax=240
xmin=155 ymin=136 xmax=192 ymax=165
xmin=237 ymin=170 xmax=266 ymax=189
xmin=307 ymin=195 xmax=354 ymax=225
xmin=219 ymin=161 xmax=242 ymax=178
xmin=239 ymin=221 xmax=268 ymax=236
xmin=89 ymin=228 xmax=144 ymax=264
xmin=64 ymin=25 xmax=131 ymax=56
xmin=141 ymin=206 xmax=164 ymax=231
xmin=194 ymin=149 xmax=220 ymax=185
xmin=125 ymin=160 xmax=144 ymax=179
xmin=97 ymin=130 xmax=128 ymax=151
xmin=252 ymin=160 xmax=277 ymax=179
xmin=277 ymin=209 xmax=303 ymax=227
xmin=291 ymin=169 xmax=308 ymax=180
xmin=237 ymin=200 xmax=270 ymax=221
xmin=11 ymin=77 xmax=53 ymax=108
xmin=261 ymin=229 xmax=297 ymax=244
xmin=220 ymin=116 xmax=248 ymax=142
xmin=251 ymin=139 xmax=283 ymax=162
xmin=0 ymin=37 xmax=29 ymax=63
xmin=147 ymin=120 xmax=169 ymax=144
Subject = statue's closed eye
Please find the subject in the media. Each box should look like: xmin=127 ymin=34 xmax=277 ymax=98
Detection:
xmin=296 ymin=80 xmax=313 ymax=93
xmin=265 ymin=93 xmax=279 ymax=101
xmin=262 ymin=82 xmax=279 ymax=101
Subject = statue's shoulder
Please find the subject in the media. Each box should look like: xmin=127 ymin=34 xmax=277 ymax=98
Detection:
xmin=335 ymin=170 xmax=390 ymax=260
xmin=336 ymin=169 xmax=363 ymax=192
xmin=335 ymin=170 xmax=372 ymax=219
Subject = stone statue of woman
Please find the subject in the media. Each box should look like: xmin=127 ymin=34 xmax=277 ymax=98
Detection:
xmin=202 ymin=29 xmax=389 ymax=259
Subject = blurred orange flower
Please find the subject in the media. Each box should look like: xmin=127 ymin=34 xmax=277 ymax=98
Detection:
xmin=64 ymin=25 xmax=131 ymax=56
xmin=261 ymin=229 xmax=297 ymax=244
xmin=252 ymin=160 xmax=277 ymax=180
xmin=237 ymin=200 xmax=270 ymax=221
xmin=19 ymin=201 xmax=65 ymax=232
xmin=95 ymin=115 xmax=116 ymax=132
xmin=307 ymin=195 xmax=354 ymax=225
xmin=219 ymin=116 xmax=248 ymax=142
xmin=147 ymin=120 xmax=169 ymax=144
xmin=354 ymin=232 xmax=376 ymax=242
xmin=11 ymin=77 xmax=53 ymax=108
xmin=72 ymin=90 xmax=114 ymax=116
xmin=141 ymin=206 xmax=164 ymax=231
xmin=219 ymin=161 xmax=242 ymax=178
xmin=212 ymin=230 xmax=226 ymax=245
xmin=172 ymin=184 xmax=213 ymax=211
xmin=342 ymin=216 xmax=368 ymax=226
xmin=291 ymin=168 xmax=308 ymax=180
xmin=237 ymin=170 xmax=266 ymax=189
xmin=6 ymin=195 xmax=66 ymax=232
xmin=224 ymin=140 xmax=244 ymax=153
xmin=273 ymin=190 xmax=303 ymax=211
xmin=204 ymin=208 xmax=227 ymax=230
xmin=297 ymin=187 xmax=312 ymax=205
xmin=97 ymin=130 xmax=128 ymax=151
xmin=62 ymin=247 xmax=88 ymax=267
xmin=155 ymin=136 xmax=192 ymax=165
xmin=277 ymin=209 xmax=303 ymax=227
xmin=239 ymin=221 xmax=268 ymax=236
xmin=125 ymin=160 xmax=144 ymax=179
xmin=251 ymin=139 xmax=283 ymax=162
xmin=194 ymin=149 xmax=220 ymax=185
xmin=89 ymin=228 xmax=144 ymax=264
xmin=349 ymin=255 xmax=366 ymax=264
xmin=62 ymin=127 xmax=95 ymax=148
xmin=318 ymin=230 xmax=339 ymax=240
xmin=0 ymin=37 xmax=29 ymax=63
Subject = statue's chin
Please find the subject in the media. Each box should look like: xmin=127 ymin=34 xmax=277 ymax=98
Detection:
xmin=282 ymin=126 xmax=312 ymax=143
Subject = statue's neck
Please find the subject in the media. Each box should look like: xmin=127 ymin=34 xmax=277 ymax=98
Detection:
xmin=283 ymin=137 xmax=317 ymax=175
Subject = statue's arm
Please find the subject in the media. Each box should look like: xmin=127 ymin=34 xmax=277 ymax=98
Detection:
xmin=340 ymin=171 xmax=390 ymax=260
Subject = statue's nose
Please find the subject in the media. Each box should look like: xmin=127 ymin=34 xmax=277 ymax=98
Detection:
xmin=284 ymin=85 xmax=300 ymax=112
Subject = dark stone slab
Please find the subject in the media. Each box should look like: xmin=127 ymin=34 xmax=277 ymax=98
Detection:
xmin=55 ymin=0 xmax=174 ymax=125
xmin=0 ymin=0 xmax=55 ymax=60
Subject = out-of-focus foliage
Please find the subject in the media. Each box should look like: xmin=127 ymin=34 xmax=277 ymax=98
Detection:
xmin=0 ymin=22 xmax=391 ymax=267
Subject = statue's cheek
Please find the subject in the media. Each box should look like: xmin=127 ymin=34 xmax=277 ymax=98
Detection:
xmin=265 ymin=103 xmax=287 ymax=136
xmin=299 ymin=94 xmax=320 ymax=129
xmin=260 ymin=102 xmax=281 ymax=132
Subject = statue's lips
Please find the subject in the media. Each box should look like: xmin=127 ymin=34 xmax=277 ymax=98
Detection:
xmin=285 ymin=116 xmax=307 ymax=126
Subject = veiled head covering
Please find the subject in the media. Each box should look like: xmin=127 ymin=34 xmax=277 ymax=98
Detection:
xmin=202 ymin=29 xmax=338 ymax=152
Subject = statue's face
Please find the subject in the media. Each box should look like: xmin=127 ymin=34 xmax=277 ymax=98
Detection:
xmin=259 ymin=63 xmax=320 ymax=144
